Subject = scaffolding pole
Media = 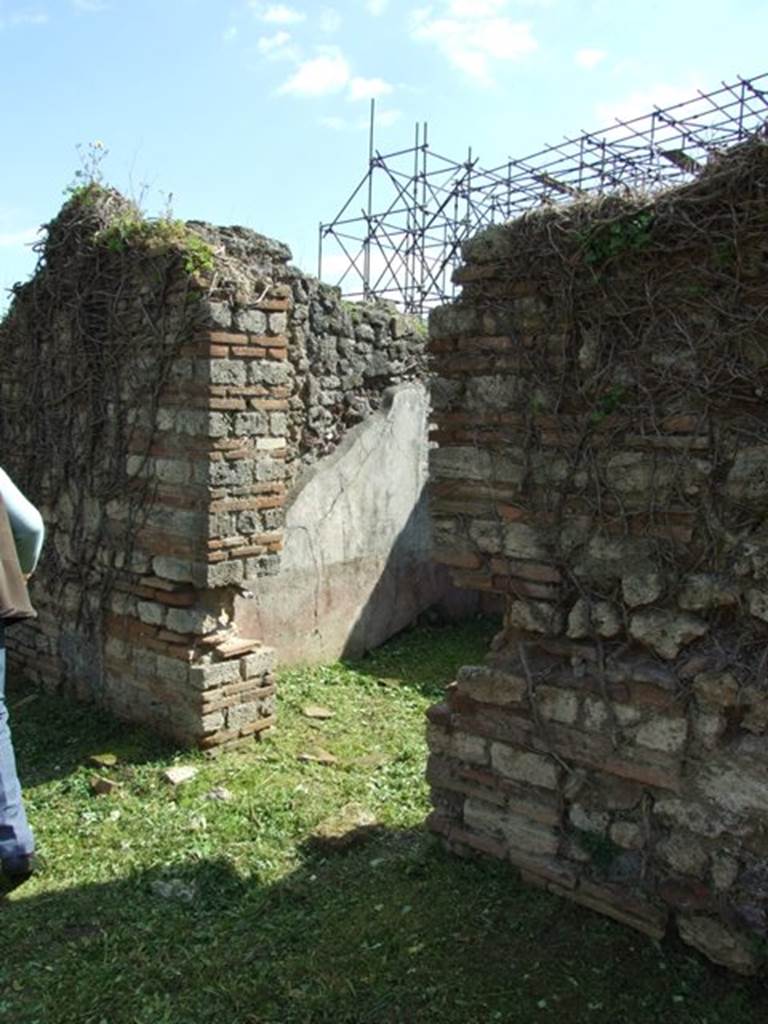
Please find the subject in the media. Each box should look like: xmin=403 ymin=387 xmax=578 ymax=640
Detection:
xmin=319 ymin=71 xmax=768 ymax=315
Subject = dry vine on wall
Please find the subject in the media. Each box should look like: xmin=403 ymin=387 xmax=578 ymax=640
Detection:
xmin=436 ymin=138 xmax=768 ymax=686
xmin=0 ymin=185 xmax=212 ymax=693
xmin=427 ymin=138 xmax=768 ymax=972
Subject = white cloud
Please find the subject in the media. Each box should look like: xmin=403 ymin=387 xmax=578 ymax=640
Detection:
xmin=319 ymin=115 xmax=349 ymax=131
xmin=447 ymin=0 xmax=506 ymax=15
xmin=376 ymin=108 xmax=402 ymax=128
xmin=597 ymin=79 xmax=703 ymax=126
xmin=73 ymin=0 xmax=108 ymax=12
xmin=319 ymin=107 xmax=401 ymax=132
xmin=0 ymin=228 xmax=39 ymax=248
xmin=366 ymin=0 xmax=389 ymax=13
xmin=223 ymin=25 xmax=238 ymax=42
xmin=257 ymin=29 xmax=300 ymax=61
xmin=319 ymin=7 xmax=342 ymax=32
xmin=252 ymin=3 xmax=306 ymax=24
xmin=575 ymin=47 xmax=606 ymax=70
xmin=347 ymin=76 xmax=393 ymax=101
xmin=410 ymin=2 xmax=537 ymax=85
xmin=278 ymin=52 xmax=350 ymax=96
xmin=8 ymin=11 xmax=49 ymax=25
xmin=258 ymin=30 xmax=291 ymax=52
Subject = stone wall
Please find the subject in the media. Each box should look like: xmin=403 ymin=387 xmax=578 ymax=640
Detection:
xmin=188 ymin=223 xmax=428 ymax=483
xmin=425 ymin=141 xmax=768 ymax=974
xmin=0 ymin=187 xmax=446 ymax=748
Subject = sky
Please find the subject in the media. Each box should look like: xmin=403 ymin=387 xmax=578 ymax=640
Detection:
xmin=1 ymin=0 xmax=768 ymax=310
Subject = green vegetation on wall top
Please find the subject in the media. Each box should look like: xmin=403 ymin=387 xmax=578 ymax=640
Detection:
xmin=63 ymin=140 xmax=215 ymax=278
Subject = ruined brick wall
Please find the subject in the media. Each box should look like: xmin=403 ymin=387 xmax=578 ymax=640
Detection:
xmin=0 ymin=191 xmax=429 ymax=749
xmin=188 ymin=223 xmax=427 ymax=484
xmin=426 ymin=141 xmax=768 ymax=974
xmin=0 ymin=193 xmax=282 ymax=750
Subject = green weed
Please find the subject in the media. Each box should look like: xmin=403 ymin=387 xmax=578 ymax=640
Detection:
xmin=581 ymin=210 xmax=654 ymax=266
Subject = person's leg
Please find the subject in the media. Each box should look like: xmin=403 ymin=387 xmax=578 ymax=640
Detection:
xmin=0 ymin=629 xmax=35 ymax=877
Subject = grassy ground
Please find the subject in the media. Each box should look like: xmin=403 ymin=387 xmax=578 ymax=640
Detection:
xmin=2 ymin=618 xmax=766 ymax=1024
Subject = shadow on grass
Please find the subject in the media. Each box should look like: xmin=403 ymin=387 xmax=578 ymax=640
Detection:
xmin=338 ymin=616 xmax=500 ymax=702
xmin=8 ymin=681 xmax=179 ymax=788
xmin=9 ymin=617 xmax=499 ymax=789
xmin=7 ymin=619 xmax=765 ymax=1023
xmin=2 ymin=826 xmax=766 ymax=1024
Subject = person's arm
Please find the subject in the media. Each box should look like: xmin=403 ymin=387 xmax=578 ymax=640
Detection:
xmin=0 ymin=467 xmax=45 ymax=575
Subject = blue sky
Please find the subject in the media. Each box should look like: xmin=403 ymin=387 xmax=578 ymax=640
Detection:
xmin=1 ymin=0 xmax=767 ymax=309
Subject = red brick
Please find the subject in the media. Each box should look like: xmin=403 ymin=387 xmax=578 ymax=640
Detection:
xmin=426 ymin=701 xmax=453 ymax=728
xmin=198 ymin=726 xmax=240 ymax=749
xmin=570 ymin=882 xmax=668 ymax=940
xmin=515 ymin=854 xmax=578 ymax=890
xmin=238 ymin=715 xmax=277 ymax=738
xmin=157 ymin=628 xmax=197 ymax=645
xmin=135 ymin=528 xmax=201 ymax=558
xmin=453 ymin=708 xmax=534 ymax=748
xmin=207 ymin=536 xmax=247 ymax=551
xmin=426 ymin=811 xmax=454 ymax=837
xmin=497 ymin=504 xmax=529 ymax=522
xmin=441 ymin=355 xmax=524 ymax=375
xmin=209 ymin=398 xmax=247 ymax=411
xmin=120 ymin=583 xmax=197 ymax=608
xmin=231 ymin=346 xmax=267 ymax=359
xmin=451 ymin=263 xmax=502 ymax=284
xmin=208 ymin=331 xmax=248 ymax=346
xmin=432 ymin=548 xmax=482 ymax=570
xmin=658 ymin=880 xmax=715 ymax=912
xmin=228 ymin=544 xmax=265 ymax=558
xmin=209 ymin=496 xmax=280 ymax=514
xmin=251 ymin=399 xmax=289 ymax=411
xmin=660 ymin=414 xmax=705 ymax=433
xmin=427 ymin=337 xmax=457 ymax=353
xmin=204 ymin=344 xmax=230 ymax=358
xmin=445 ymin=822 xmax=507 ymax=860
xmin=457 ymin=335 xmax=514 ymax=352
xmin=452 ymin=570 xmax=498 ymax=591
xmin=490 ymin=558 xmax=563 ymax=584
xmin=495 ymin=576 xmax=561 ymax=600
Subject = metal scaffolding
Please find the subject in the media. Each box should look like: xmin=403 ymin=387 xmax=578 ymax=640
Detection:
xmin=318 ymin=72 xmax=768 ymax=314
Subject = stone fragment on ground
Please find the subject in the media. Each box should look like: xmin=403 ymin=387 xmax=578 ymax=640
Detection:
xmin=310 ymin=803 xmax=379 ymax=850
xmin=302 ymin=704 xmax=335 ymax=720
xmin=150 ymin=879 xmax=198 ymax=904
xmin=89 ymin=775 xmax=121 ymax=796
xmin=297 ymin=748 xmax=338 ymax=766
xmin=88 ymin=752 xmax=119 ymax=768
xmin=205 ymin=786 xmax=233 ymax=802
xmin=11 ymin=692 xmax=39 ymax=711
xmin=677 ymin=914 xmax=757 ymax=975
xmin=163 ymin=765 xmax=199 ymax=786
xmin=355 ymin=751 xmax=390 ymax=769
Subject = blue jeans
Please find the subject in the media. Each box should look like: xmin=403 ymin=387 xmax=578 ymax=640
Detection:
xmin=0 ymin=627 xmax=35 ymax=866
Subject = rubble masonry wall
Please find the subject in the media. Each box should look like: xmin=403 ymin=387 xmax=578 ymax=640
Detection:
xmin=425 ymin=142 xmax=768 ymax=974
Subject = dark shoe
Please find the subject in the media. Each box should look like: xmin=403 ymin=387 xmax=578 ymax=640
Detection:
xmin=0 ymin=854 xmax=35 ymax=897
